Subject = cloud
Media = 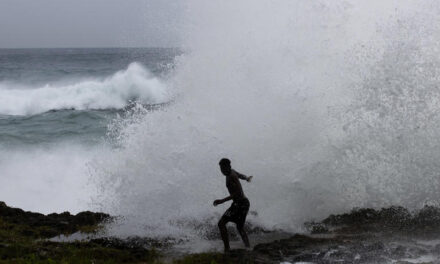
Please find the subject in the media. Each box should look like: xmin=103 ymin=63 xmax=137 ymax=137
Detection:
xmin=0 ymin=0 xmax=184 ymax=48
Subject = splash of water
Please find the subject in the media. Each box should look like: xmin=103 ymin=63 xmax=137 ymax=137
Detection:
xmin=91 ymin=0 xmax=440 ymax=239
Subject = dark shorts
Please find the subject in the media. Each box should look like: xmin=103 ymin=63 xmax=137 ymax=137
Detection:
xmin=221 ymin=198 xmax=250 ymax=227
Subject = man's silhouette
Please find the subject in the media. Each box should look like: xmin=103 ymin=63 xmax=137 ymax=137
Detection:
xmin=213 ymin=158 xmax=253 ymax=252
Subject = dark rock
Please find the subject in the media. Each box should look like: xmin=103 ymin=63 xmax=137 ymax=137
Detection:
xmin=75 ymin=211 xmax=106 ymax=225
xmin=323 ymin=208 xmax=379 ymax=226
xmin=21 ymin=229 xmax=35 ymax=236
xmin=391 ymin=245 xmax=408 ymax=257
xmin=291 ymin=253 xmax=317 ymax=262
xmin=413 ymin=206 xmax=440 ymax=226
xmin=306 ymin=222 xmax=329 ymax=234
xmin=317 ymin=205 xmax=440 ymax=235
xmin=365 ymin=241 xmax=385 ymax=251
xmin=0 ymin=202 xmax=110 ymax=238
xmin=90 ymin=236 xmax=178 ymax=250
xmin=249 ymin=206 xmax=440 ymax=263
xmin=379 ymin=206 xmax=411 ymax=226
xmin=432 ymin=244 xmax=440 ymax=254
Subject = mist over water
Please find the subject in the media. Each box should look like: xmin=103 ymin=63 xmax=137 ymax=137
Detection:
xmin=0 ymin=145 xmax=97 ymax=214
xmin=91 ymin=0 xmax=440 ymax=240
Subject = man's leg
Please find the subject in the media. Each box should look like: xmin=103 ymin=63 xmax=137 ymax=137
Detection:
xmin=218 ymin=216 xmax=230 ymax=252
xmin=236 ymin=223 xmax=250 ymax=248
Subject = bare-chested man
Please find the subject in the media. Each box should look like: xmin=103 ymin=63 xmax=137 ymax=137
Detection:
xmin=213 ymin=158 xmax=253 ymax=252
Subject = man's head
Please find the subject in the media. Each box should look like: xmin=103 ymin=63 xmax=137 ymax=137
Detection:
xmin=219 ymin=158 xmax=232 ymax=176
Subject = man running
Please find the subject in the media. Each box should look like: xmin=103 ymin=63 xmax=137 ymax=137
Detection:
xmin=213 ymin=158 xmax=253 ymax=252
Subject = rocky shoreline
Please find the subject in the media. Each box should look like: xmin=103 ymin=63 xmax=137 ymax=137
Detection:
xmin=251 ymin=206 xmax=440 ymax=263
xmin=1 ymin=202 xmax=440 ymax=263
xmin=0 ymin=201 xmax=160 ymax=263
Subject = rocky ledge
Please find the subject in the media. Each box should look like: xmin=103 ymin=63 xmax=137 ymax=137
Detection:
xmin=2 ymin=202 xmax=440 ymax=264
xmin=250 ymin=206 xmax=440 ymax=264
xmin=0 ymin=202 xmax=158 ymax=264
xmin=0 ymin=201 xmax=109 ymax=238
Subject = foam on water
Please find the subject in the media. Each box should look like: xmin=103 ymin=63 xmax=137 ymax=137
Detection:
xmin=90 ymin=0 xmax=440 ymax=240
xmin=0 ymin=62 xmax=168 ymax=116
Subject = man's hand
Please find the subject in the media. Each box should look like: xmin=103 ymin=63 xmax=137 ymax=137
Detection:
xmin=213 ymin=199 xmax=223 ymax=206
xmin=247 ymin=176 xmax=253 ymax=182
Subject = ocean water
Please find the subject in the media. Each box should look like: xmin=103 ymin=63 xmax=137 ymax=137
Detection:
xmin=3 ymin=1 xmax=440 ymax=248
xmin=0 ymin=48 xmax=179 ymax=213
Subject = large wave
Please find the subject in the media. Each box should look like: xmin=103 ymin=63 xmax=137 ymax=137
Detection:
xmin=90 ymin=0 xmax=440 ymax=241
xmin=0 ymin=62 xmax=169 ymax=116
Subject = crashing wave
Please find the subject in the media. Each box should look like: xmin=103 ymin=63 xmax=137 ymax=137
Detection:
xmin=0 ymin=62 xmax=169 ymax=116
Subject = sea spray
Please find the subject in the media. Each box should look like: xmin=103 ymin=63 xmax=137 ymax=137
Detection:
xmin=333 ymin=5 xmax=440 ymax=209
xmin=0 ymin=144 xmax=98 ymax=214
xmin=91 ymin=0 xmax=440 ymax=239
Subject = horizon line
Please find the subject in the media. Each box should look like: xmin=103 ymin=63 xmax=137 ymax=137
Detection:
xmin=0 ymin=46 xmax=182 ymax=50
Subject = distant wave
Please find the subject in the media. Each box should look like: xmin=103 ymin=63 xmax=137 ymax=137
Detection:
xmin=0 ymin=62 xmax=169 ymax=116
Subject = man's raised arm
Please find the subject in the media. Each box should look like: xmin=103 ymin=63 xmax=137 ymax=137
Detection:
xmin=236 ymin=171 xmax=253 ymax=182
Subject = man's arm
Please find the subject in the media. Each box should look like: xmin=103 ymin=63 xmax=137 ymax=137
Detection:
xmin=213 ymin=196 xmax=232 ymax=206
xmin=214 ymin=181 xmax=241 ymax=206
xmin=236 ymin=171 xmax=253 ymax=182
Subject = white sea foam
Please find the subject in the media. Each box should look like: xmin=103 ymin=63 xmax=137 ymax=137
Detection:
xmin=0 ymin=62 xmax=169 ymax=116
xmin=90 ymin=0 xmax=440 ymax=240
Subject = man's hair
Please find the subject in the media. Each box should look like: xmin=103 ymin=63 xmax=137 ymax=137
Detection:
xmin=219 ymin=158 xmax=231 ymax=167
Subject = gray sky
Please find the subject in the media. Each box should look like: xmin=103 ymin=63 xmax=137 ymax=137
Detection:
xmin=0 ymin=0 xmax=184 ymax=48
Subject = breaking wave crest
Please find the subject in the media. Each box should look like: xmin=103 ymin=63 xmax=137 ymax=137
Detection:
xmin=0 ymin=62 xmax=169 ymax=116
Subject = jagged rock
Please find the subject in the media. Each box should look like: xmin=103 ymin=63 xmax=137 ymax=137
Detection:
xmin=312 ymin=205 xmax=440 ymax=235
xmin=0 ymin=201 xmax=110 ymax=237
xmin=414 ymin=206 xmax=440 ymax=226
xmin=308 ymin=223 xmax=329 ymax=234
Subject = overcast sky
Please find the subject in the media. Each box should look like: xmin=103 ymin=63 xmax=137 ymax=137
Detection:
xmin=0 ymin=0 xmax=185 ymax=48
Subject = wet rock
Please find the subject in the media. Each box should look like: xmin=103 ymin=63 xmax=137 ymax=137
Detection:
xmin=323 ymin=208 xmax=379 ymax=226
xmin=91 ymin=236 xmax=178 ymax=250
xmin=74 ymin=211 xmax=107 ymax=225
xmin=365 ymin=241 xmax=385 ymax=251
xmin=252 ymin=206 xmax=440 ymax=263
xmin=3 ymin=201 xmax=440 ymax=264
xmin=391 ymin=245 xmax=408 ymax=258
xmin=414 ymin=206 xmax=440 ymax=226
xmin=305 ymin=222 xmax=329 ymax=234
xmin=316 ymin=205 xmax=440 ymax=235
xmin=321 ymin=206 xmax=412 ymax=230
xmin=432 ymin=244 xmax=440 ymax=254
